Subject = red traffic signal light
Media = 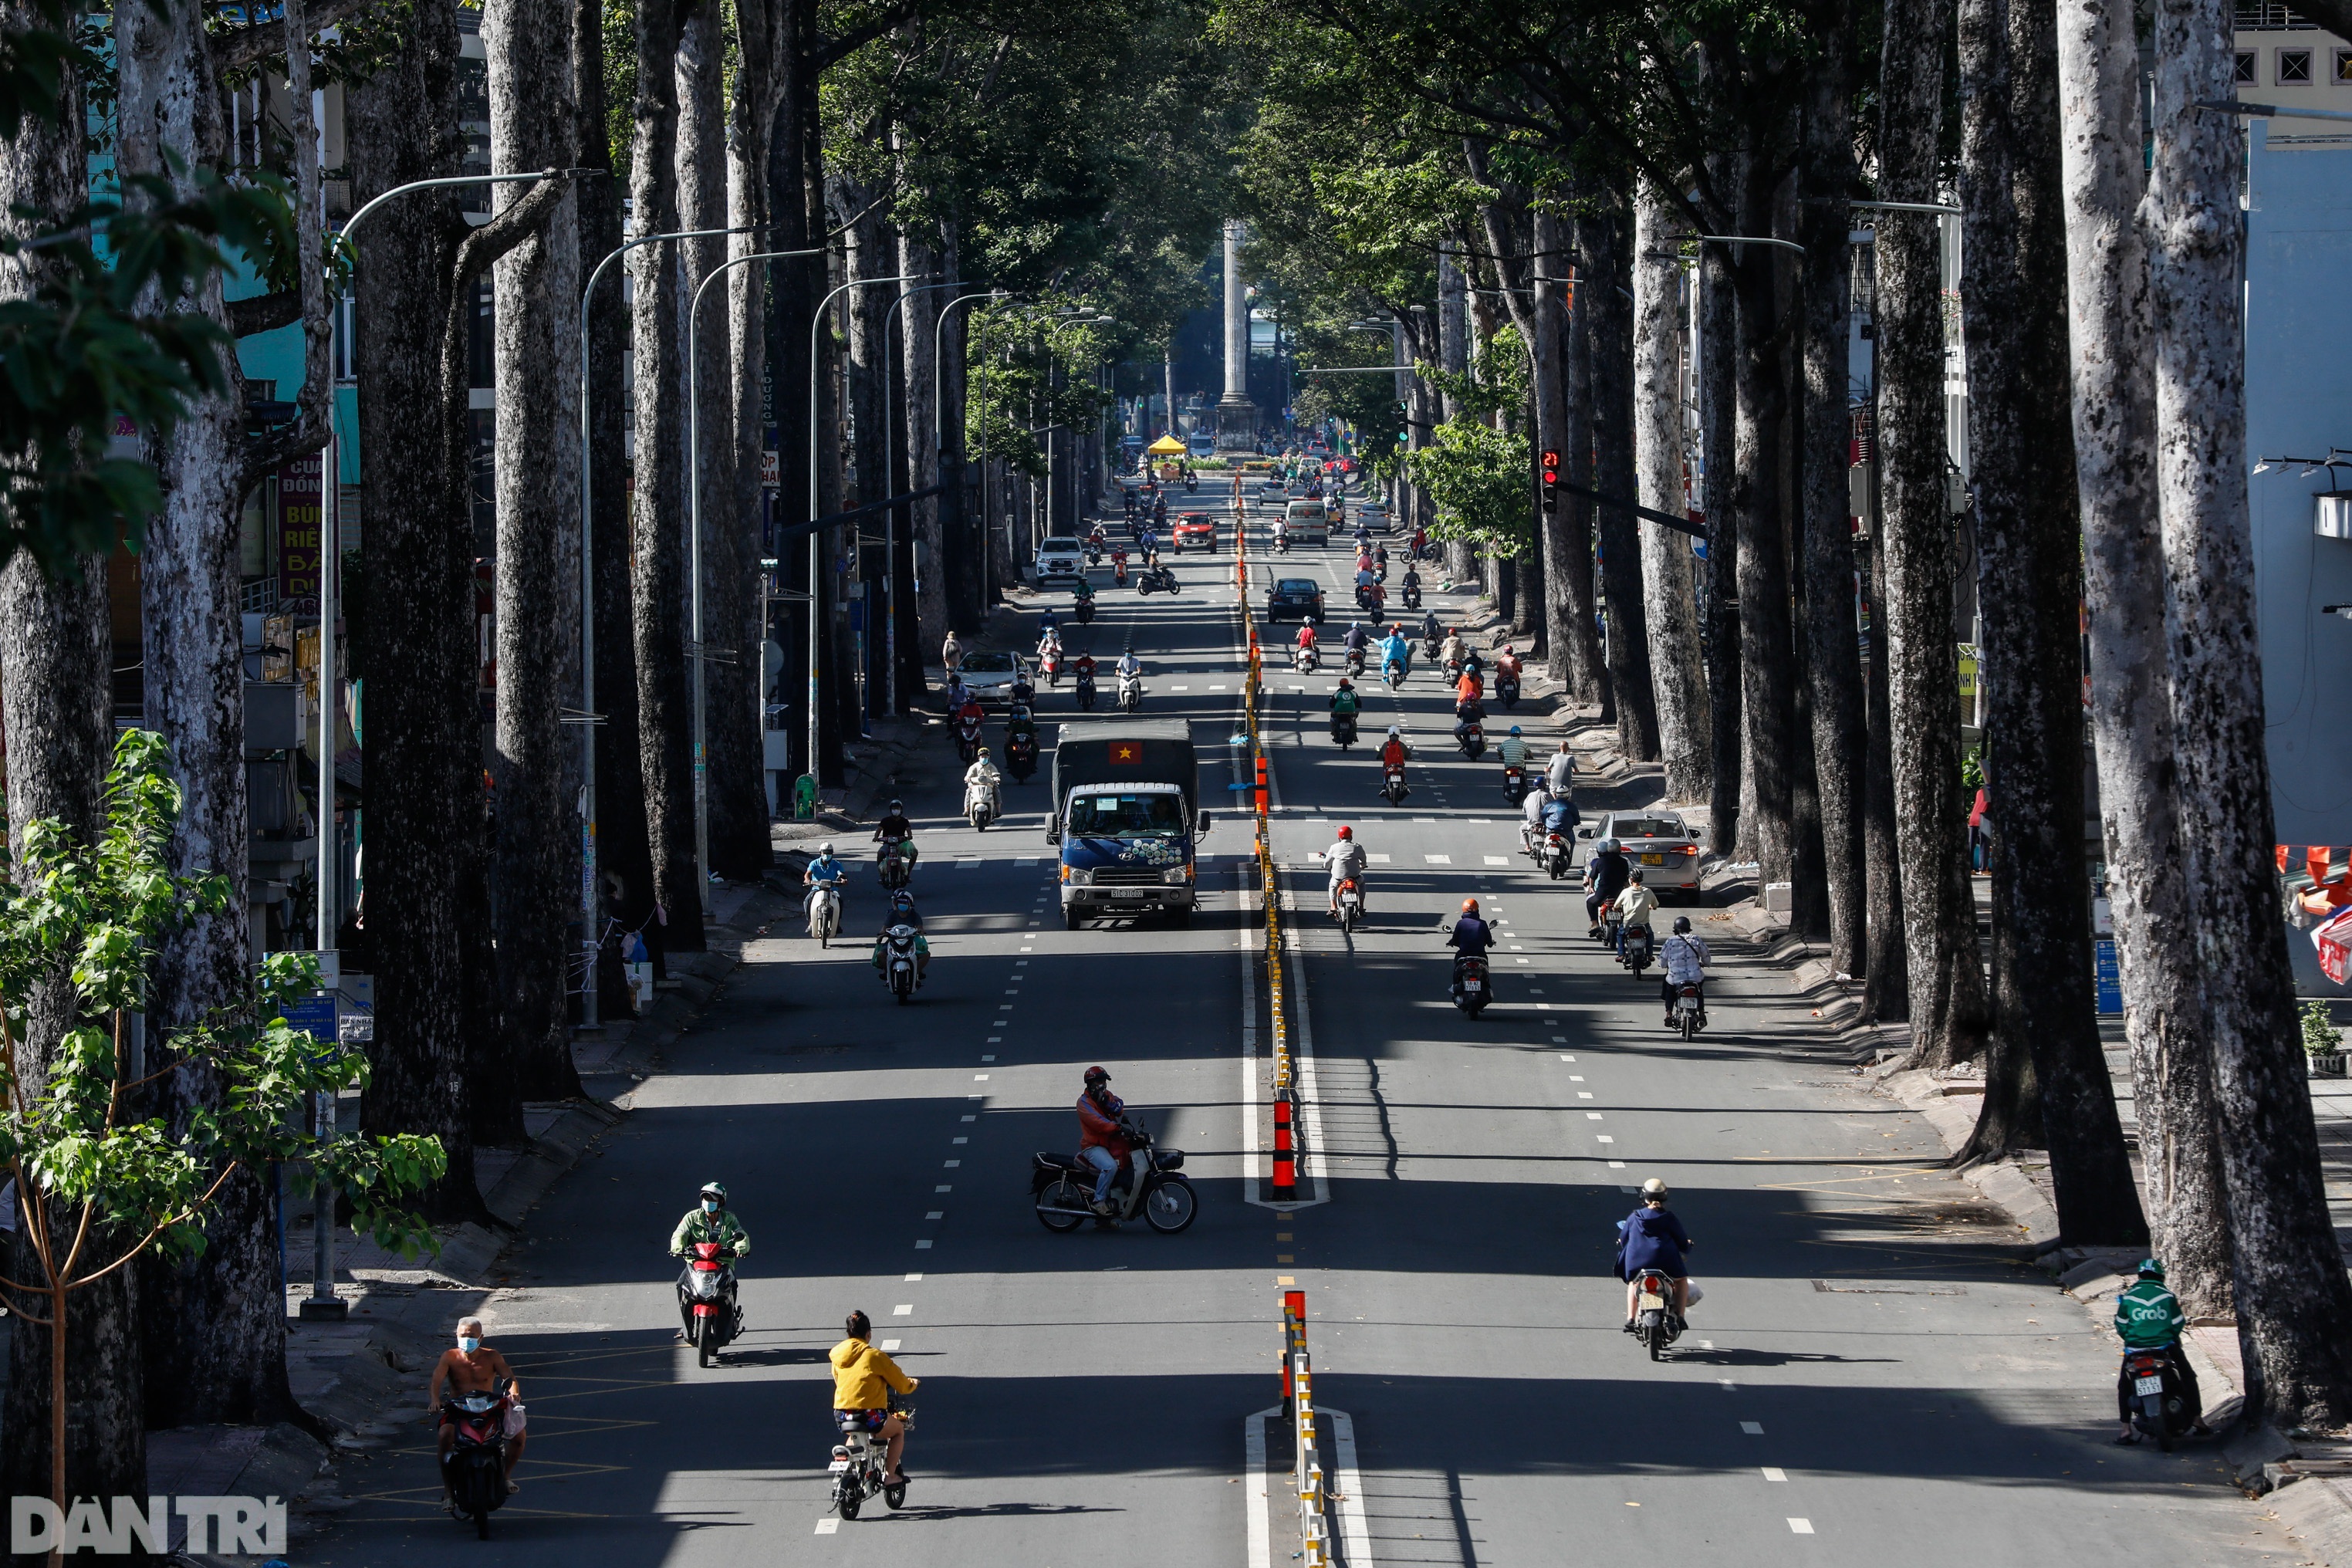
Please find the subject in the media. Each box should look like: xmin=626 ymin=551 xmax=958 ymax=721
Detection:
xmin=1540 ymin=449 xmax=1560 ymax=507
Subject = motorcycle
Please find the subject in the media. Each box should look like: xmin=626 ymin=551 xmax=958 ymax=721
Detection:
xmin=438 ymin=1383 xmax=515 ymax=1537
xmin=1076 ymin=672 xmax=1097 ymax=710
xmin=1383 ymin=660 xmax=1405 ymax=691
xmin=1451 ymin=952 xmax=1491 ymax=1018
xmin=808 ymin=883 xmax=843 ymax=947
xmin=1423 ymin=633 xmax=1443 ymax=664
xmin=1294 ymin=644 xmax=1320 ymax=674
xmin=1401 ymin=577 xmax=1422 ymax=610
xmin=1120 ymin=672 xmax=1144 ymax=712
xmin=1600 ymin=907 xmax=1624 ymax=950
xmin=1631 ymin=1268 xmax=1685 ymax=1360
xmin=1345 ymin=647 xmax=1367 ymax=678
xmin=1135 ymin=566 xmax=1178 ymax=595
xmin=1546 ymin=833 xmax=1571 ymax=881
xmin=1042 ymin=649 xmax=1063 ymax=687
xmin=1381 ymin=762 xmax=1409 ymax=805
xmin=829 ymin=1398 xmax=914 ymax=1518
xmin=1074 ymin=597 xmax=1097 ymax=625
xmin=2122 ymin=1348 xmax=2198 ymax=1451
xmin=1497 ymin=671 xmax=1521 ymax=709
xmin=1085 ymin=537 xmax=1103 ymax=566
xmin=1005 ymin=732 xmax=1039 ymax=782
xmin=1622 ymin=924 xmax=1655 ymax=975
xmin=1354 ymin=583 xmax=1380 ymax=612
xmin=954 ymin=716 xmax=983 ymax=764
xmin=1458 ymin=723 xmax=1486 ymax=762
xmin=678 ymin=1239 xmax=743 ymax=1366
xmin=1275 ymin=532 xmax=1290 ymax=554
xmin=1030 ymin=1117 xmax=1197 ymax=1232
xmin=1330 ymin=711 xmax=1357 ymax=749
xmin=1335 ymin=875 xmax=1364 ymax=933
xmin=1502 ymin=763 xmax=1528 ymax=806
xmin=882 ymin=926 xmax=921 ymax=1005
xmin=965 ymin=780 xmax=999 ymax=832
xmin=1113 ymin=554 xmax=1129 ymax=586
xmin=1673 ymin=980 xmax=1705 ymax=1039
xmin=1444 ymin=654 xmax=1463 ymax=682
xmin=877 ymin=843 xmax=912 ymax=891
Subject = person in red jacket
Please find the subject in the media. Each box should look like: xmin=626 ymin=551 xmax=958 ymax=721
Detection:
xmin=1076 ymin=1066 xmax=1134 ymax=1215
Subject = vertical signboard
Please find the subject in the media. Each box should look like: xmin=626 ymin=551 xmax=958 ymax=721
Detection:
xmin=278 ymin=454 xmax=324 ymax=614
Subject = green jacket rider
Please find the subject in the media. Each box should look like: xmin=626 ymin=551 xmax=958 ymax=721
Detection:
xmin=671 ymin=1184 xmax=751 ymax=1259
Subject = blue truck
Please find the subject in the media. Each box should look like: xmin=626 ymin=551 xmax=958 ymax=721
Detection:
xmin=1049 ymin=721 xmax=1210 ymax=928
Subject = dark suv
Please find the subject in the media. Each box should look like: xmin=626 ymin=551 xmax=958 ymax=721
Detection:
xmin=1266 ymin=577 xmax=1326 ymax=625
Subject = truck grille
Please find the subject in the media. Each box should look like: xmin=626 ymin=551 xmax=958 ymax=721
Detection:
xmin=1090 ymin=867 xmax=1166 ymax=887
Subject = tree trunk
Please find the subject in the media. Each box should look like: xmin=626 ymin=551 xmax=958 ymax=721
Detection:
xmin=1729 ymin=170 xmax=1799 ymax=891
xmin=1858 ymin=446 xmax=1912 ymax=1022
xmin=709 ymin=0 xmax=786 ymax=877
xmin=2148 ymin=0 xmax=2352 ymax=1424
xmin=576 ymin=0 xmax=657 ymax=985
xmin=0 ymin=42 xmax=140 ymax=1467
xmin=348 ymin=0 xmax=485 ymax=1218
xmin=898 ymin=214 xmax=941 ymax=699
xmin=630 ymin=0 xmax=706 ymax=948
xmin=488 ymin=0 xmax=585 ymax=1103
xmin=1631 ymin=182 xmax=1712 ymax=803
xmin=936 ymin=221 xmax=978 ymax=634
xmin=1879 ymin=0 xmax=1992 ymax=1069
xmin=2056 ymin=0 xmax=2231 ymax=1309
xmin=1698 ymin=243 xmax=1742 ymax=857
xmin=1799 ymin=30 xmax=1870 ymax=979
xmin=1581 ymin=196 xmax=1658 ymax=759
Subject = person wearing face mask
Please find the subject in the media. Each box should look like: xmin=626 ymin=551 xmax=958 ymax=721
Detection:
xmin=431 ymin=1316 xmax=525 ymax=1500
xmin=669 ymin=1182 xmax=751 ymax=1340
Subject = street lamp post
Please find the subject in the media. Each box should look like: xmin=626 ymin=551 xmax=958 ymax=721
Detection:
xmin=807 ymin=272 xmax=920 ymax=800
xmin=574 ymin=221 xmax=756 ymax=1026
xmin=688 ymin=247 xmax=825 ymax=912
xmin=306 ymin=165 xmax=569 ymax=1323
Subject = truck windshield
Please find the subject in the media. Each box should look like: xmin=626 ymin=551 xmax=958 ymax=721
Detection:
xmin=1068 ymin=793 xmax=1186 ymax=837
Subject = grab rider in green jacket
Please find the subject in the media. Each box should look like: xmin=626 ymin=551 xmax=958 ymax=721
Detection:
xmin=670 ymin=1183 xmax=751 ymax=1341
xmin=2113 ymin=1258 xmax=2204 ymax=1443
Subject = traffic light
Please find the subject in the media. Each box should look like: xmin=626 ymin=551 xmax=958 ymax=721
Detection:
xmin=1541 ymin=449 xmax=1561 ymax=509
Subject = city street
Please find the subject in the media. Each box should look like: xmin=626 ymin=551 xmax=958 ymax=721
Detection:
xmin=302 ymin=519 xmax=2272 ymax=1568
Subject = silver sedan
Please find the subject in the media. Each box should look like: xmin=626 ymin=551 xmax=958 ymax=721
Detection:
xmin=1580 ymin=810 xmax=1705 ymax=899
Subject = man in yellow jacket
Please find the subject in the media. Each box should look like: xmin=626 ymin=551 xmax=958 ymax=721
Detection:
xmin=832 ymin=1310 xmax=920 ymax=1485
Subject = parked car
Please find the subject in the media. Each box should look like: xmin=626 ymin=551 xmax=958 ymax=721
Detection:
xmin=958 ymin=648 xmax=1031 ymax=700
xmin=1266 ymin=577 xmax=1326 ymax=625
xmin=1580 ymin=810 xmax=1705 ymax=899
xmin=1034 ymin=536 xmax=1086 ymax=586
xmin=1172 ymin=512 xmax=1220 ymax=552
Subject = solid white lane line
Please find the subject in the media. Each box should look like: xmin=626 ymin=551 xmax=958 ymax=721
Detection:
xmin=1329 ymin=1407 xmax=1374 ymax=1566
xmin=1245 ymin=1408 xmax=1275 ymax=1568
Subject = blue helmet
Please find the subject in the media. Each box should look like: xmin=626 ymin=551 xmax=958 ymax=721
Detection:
xmin=1509 ymin=725 xmax=1522 ymax=736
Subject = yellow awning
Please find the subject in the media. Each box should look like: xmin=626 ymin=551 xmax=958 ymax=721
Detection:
xmin=1147 ymin=434 xmax=1188 ymax=455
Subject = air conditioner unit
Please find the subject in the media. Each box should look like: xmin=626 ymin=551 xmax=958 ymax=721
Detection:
xmin=2316 ymin=491 xmax=2352 ymax=540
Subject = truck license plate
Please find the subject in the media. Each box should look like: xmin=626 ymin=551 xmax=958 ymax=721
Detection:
xmin=2134 ymin=1374 xmax=2163 ymax=1396
xmin=1111 ymin=887 xmax=1150 ymax=899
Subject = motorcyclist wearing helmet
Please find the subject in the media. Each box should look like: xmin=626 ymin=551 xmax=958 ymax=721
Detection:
xmin=2113 ymin=1259 xmax=2205 ymax=1444
xmin=1378 ymin=626 xmax=1413 ymax=683
xmin=1005 ymin=704 xmax=1040 ymax=753
xmin=1419 ymin=610 xmax=1443 ymax=645
xmin=804 ymin=843 xmax=848 ymax=928
xmin=1378 ymin=725 xmax=1412 ymax=796
xmin=964 ymin=748 xmax=1003 ymax=814
xmin=670 ymin=1182 xmax=750 ymax=1339
xmin=1611 ymin=868 xmax=1662 ymax=956
xmin=1446 ymin=897 xmax=1496 ymax=995
xmin=1343 ymin=621 xmax=1371 ymax=655
xmin=1584 ymin=836 xmax=1631 ymax=931
xmin=874 ymin=798 xmax=917 ymax=871
xmin=1495 ymin=644 xmax=1522 ymax=684
xmin=1618 ymin=1178 xmax=1695 ymax=1330
xmin=1296 ymin=620 xmax=1319 ymax=652
xmin=1441 ymin=628 xmax=1467 ymax=671
xmin=953 ymin=689 xmax=985 ymax=746
xmin=1329 ymin=678 xmax=1361 ymax=719
xmin=871 ymin=920 xmax=931 ymax=988
xmin=1322 ymin=825 xmax=1369 ymax=915
xmin=1497 ymin=724 xmax=1529 ymax=771
xmin=1076 ymin=1067 xmax=1135 ymax=1217
xmin=884 ymin=887 xmax=923 ymax=930
xmin=1660 ymin=915 xmax=1710 ymax=1027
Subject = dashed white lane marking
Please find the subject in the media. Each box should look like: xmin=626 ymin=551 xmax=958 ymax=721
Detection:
xmin=1788 ymin=1519 xmax=1814 ymax=1534
xmin=1003 ymin=989 xmax=1019 ymax=995
xmin=1367 ymin=853 xmax=1392 ymax=863
xmin=1172 ymin=684 xmax=1190 ymax=690
xmin=1587 ymin=1113 xmax=1603 ymax=1120
xmin=1413 ymin=816 xmax=1438 ymax=823
xmin=1515 ymin=958 xmax=1529 ymax=965
xmin=986 ymin=1036 xmax=1002 ymax=1043
xmin=975 ymin=1073 xmax=991 ymax=1080
xmin=943 ymin=1159 xmax=961 ymax=1168
xmin=1470 ymin=818 xmax=1492 ymax=824
xmin=1560 ymin=1054 xmax=1576 ymax=1062
xmin=906 ymin=1273 xmax=923 ymax=1282
xmin=1015 ymin=858 xmax=1039 ymax=867
xmin=935 ymin=1184 xmax=952 ymax=1192
xmin=961 ymin=1114 xmax=977 ymax=1122
xmin=1578 ymin=1092 xmax=1594 ymax=1100
xmin=1608 ymin=1160 xmax=1626 ymax=1168
xmin=1553 ymin=1036 xmax=1567 ymax=1043
xmin=1742 ymin=1421 xmax=1764 ymax=1435
xmin=1485 ymin=855 xmax=1510 ymax=865
xmin=1425 ymin=853 xmax=1451 ymax=864
xmin=1762 ymin=1467 xmax=1787 ymax=1482
xmin=915 ymin=1240 xmax=933 ymax=1250
xmin=926 ymin=1211 xmax=943 ymax=1219
xmin=1537 ymin=1002 xmax=1553 ymax=1010
xmin=951 ymin=1137 xmax=968 ymax=1144
xmin=1570 ymin=1075 xmax=1585 ymax=1081
xmin=1719 ymin=1380 xmax=1738 ymax=1392
xmin=1596 ymin=1135 xmax=1614 ymax=1144
xmin=893 ymin=1304 xmax=913 ymax=1316
xmin=815 ymin=1517 xmax=840 ymax=1534
xmin=955 ymin=859 xmax=978 ymax=870
xmin=880 ymin=1339 xmax=901 ymax=1351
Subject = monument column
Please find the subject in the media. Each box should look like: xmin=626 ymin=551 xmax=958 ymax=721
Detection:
xmin=1215 ymin=218 xmax=1258 ymax=452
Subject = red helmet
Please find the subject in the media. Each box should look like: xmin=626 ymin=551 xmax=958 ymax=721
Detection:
xmin=1083 ymin=1066 xmax=1110 ymax=1086
xmin=1336 ymin=826 xmax=1353 ymax=840
xmin=1462 ymin=897 xmax=1479 ymax=914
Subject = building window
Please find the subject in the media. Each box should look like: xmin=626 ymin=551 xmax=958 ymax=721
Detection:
xmin=2238 ymin=50 xmax=2260 ymax=84
xmin=2280 ymin=47 xmax=2313 ymax=83
xmin=2336 ymin=47 xmax=2352 ymax=82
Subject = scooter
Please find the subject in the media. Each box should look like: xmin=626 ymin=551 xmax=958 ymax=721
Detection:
xmin=1622 ymin=923 xmax=1655 ymax=975
xmin=1334 ymin=875 xmax=1364 ymax=932
xmin=877 ymin=843 xmax=911 ymax=891
xmin=829 ymin=1398 xmax=914 ymax=1518
xmin=678 ymin=1239 xmax=743 ymax=1367
xmin=1345 ymin=647 xmax=1367 ymax=678
xmin=1005 ymin=732 xmax=1039 ymax=783
xmin=954 ymin=715 xmax=983 ymax=764
xmin=1401 ymin=576 xmax=1422 ymax=610
xmin=883 ymin=925 xmax=922 ymax=1005
xmin=1458 ymin=722 xmax=1486 ymax=762
xmin=1074 ymin=597 xmax=1097 ymax=625
xmin=808 ymin=882 xmax=843 ymax=946
xmin=1276 ymin=532 xmax=1290 ymax=554
xmin=1502 ymin=763 xmax=1528 ymax=805
xmin=1113 ymin=553 xmax=1129 ymax=586
xmin=965 ymin=780 xmax=999 ymax=832
xmin=1423 ymin=633 xmax=1443 ymax=664
xmin=1546 ymin=832 xmax=1572 ymax=880
xmin=1042 ymin=649 xmax=1063 ymax=686
xmin=1630 ymin=1268 xmax=1685 ymax=1360
xmin=1354 ymin=584 xmax=1380 ymax=612
xmin=439 ymin=1383 xmax=515 ymax=1537
xmin=1383 ymin=660 xmax=1406 ymax=692
xmin=1294 ymin=644 xmax=1320 ymax=674
xmin=1451 ymin=952 xmax=1491 ymax=1018
xmin=1075 ymin=671 xmax=1097 ymax=710
xmin=1497 ymin=671 xmax=1521 ymax=708
xmin=1030 ymin=1117 xmax=1198 ymax=1233
xmin=1331 ymin=711 xmax=1357 ymax=749
xmin=1600 ymin=907 xmax=1624 ymax=950
xmin=1120 ymin=672 xmax=1144 ymax=711
xmin=1381 ymin=762 xmax=1409 ymax=804
xmin=2122 ymin=1348 xmax=2198 ymax=1451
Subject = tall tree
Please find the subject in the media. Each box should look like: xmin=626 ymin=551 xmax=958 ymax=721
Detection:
xmin=2055 ymin=0 xmax=2230 ymax=1309
xmin=488 ymin=0 xmax=586 ymax=1102
xmin=1698 ymin=242 xmax=1741 ymax=856
xmin=1877 ymin=0 xmax=1989 ymax=1069
xmin=1632 ymin=177 xmax=1711 ymax=803
xmin=2148 ymin=0 xmax=2352 ymax=1423
xmin=1579 ymin=189 xmax=1658 ymax=759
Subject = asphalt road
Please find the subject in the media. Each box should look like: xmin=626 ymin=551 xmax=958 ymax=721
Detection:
xmin=306 ymin=499 xmax=2278 ymax=1568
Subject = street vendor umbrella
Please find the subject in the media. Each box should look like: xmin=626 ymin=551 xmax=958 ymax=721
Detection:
xmin=2317 ymin=905 xmax=2352 ymax=986
xmin=1147 ymin=434 xmax=1187 ymax=455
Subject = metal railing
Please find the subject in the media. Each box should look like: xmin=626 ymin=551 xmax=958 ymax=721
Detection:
xmin=1282 ymin=1287 xmax=1329 ymax=1565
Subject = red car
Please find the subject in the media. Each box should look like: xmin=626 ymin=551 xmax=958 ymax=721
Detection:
xmin=1171 ymin=512 xmax=1220 ymax=553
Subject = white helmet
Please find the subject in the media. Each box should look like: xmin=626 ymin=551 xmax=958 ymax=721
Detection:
xmin=1387 ymin=725 xmax=1401 ymax=738
xmin=819 ymin=842 xmax=835 ymax=855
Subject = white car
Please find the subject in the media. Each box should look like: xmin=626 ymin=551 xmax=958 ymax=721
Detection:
xmin=1356 ymin=502 xmax=1392 ymax=533
xmin=957 ymin=649 xmax=1030 ymax=700
xmin=1033 ymin=536 xmax=1086 ymax=586
xmin=1580 ymin=810 xmax=1705 ymax=899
